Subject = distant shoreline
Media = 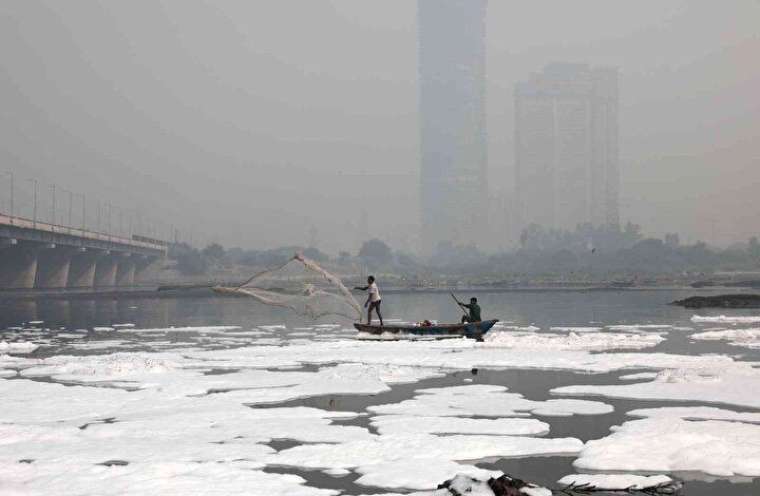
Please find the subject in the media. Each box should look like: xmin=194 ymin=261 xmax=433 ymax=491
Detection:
xmin=1 ymin=284 xmax=756 ymax=301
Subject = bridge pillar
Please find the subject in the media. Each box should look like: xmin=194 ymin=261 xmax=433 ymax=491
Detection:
xmin=135 ymin=255 xmax=161 ymax=284
xmin=35 ymin=245 xmax=74 ymax=289
xmin=67 ymin=249 xmax=100 ymax=288
xmin=94 ymin=253 xmax=119 ymax=287
xmin=0 ymin=243 xmax=38 ymax=289
xmin=116 ymin=255 xmax=136 ymax=286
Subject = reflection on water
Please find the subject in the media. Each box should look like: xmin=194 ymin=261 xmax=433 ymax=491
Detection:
xmin=2 ymin=287 xmax=759 ymax=332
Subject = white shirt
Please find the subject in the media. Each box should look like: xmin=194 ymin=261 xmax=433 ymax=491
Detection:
xmin=368 ymin=282 xmax=381 ymax=302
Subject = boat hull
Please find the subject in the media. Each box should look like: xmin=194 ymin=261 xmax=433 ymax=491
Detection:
xmin=354 ymin=319 xmax=498 ymax=340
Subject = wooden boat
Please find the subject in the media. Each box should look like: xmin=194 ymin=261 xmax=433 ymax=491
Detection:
xmin=354 ymin=319 xmax=498 ymax=340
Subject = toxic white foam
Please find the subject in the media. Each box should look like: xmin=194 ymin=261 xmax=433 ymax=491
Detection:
xmin=484 ymin=331 xmax=663 ymax=351
xmin=0 ymin=341 xmax=39 ymax=353
xmin=549 ymin=326 xmax=603 ymax=333
xmin=692 ymin=315 xmax=760 ymax=324
xmin=553 ymin=362 xmax=760 ymax=409
xmin=574 ymin=416 xmax=760 ymax=477
xmin=627 ymin=406 xmax=760 ymax=424
xmin=370 ymin=415 xmax=550 ymax=437
xmin=369 ymin=385 xmax=612 ymax=418
xmin=691 ymin=328 xmax=760 ymax=349
xmin=606 ymin=324 xmax=673 ymax=332
xmin=124 ymin=325 xmax=242 ymax=334
xmin=270 ymin=434 xmax=582 ymax=490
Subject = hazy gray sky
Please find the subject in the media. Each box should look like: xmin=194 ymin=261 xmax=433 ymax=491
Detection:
xmin=2 ymin=1 xmax=758 ymax=251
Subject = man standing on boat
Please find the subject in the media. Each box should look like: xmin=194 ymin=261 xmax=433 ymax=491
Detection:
xmin=355 ymin=275 xmax=383 ymax=326
xmin=458 ymin=297 xmax=482 ymax=323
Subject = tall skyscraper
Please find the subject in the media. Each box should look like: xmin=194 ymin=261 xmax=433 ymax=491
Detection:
xmin=418 ymin=0 xmax=488 ymax=254
xmin=514 ymin=63 xmax=619 ymax=236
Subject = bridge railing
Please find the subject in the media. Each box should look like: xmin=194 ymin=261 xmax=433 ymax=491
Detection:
xmin=0 ymin=213 xmax=167 ymax=253
xmin=0 ymin=170 xmax=210 ymax=250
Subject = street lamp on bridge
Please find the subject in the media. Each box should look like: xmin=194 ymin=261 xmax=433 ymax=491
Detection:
xmin=27 ymin=178 xmax=38 ymax=228
xmin=0 ymin=171 xmax=13 ymax=217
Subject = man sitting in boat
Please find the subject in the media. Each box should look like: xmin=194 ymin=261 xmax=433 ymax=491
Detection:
xmin=354 ymin=275 xmax=383 ymax=326
xmin=458 ymin=297 xmax=482 ymax=323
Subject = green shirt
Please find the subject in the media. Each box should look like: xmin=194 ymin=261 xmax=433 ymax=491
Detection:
xmin=464 ymin=303 xmax=481 ymax=322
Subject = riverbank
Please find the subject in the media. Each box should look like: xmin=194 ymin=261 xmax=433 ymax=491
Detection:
xmin=2 ymin=284 xmax=759 ymax=301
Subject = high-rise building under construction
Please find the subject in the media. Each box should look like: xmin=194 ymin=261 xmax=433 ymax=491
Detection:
xmin=514 ymin=63 xmax=619 ymax=236
xmin=418 ymin=0 xmax=488 ymax=254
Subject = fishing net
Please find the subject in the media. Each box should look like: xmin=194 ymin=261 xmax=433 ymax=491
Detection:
xmin=214 ymin=254 xmax=362 ymax=321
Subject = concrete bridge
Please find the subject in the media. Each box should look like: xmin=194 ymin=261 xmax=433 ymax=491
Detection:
xmin=0 ymin=213 xmax=167 ymax=290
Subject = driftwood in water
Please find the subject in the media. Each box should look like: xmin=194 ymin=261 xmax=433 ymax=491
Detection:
xmin=557 ymin=480 xmax=683 ymax=495
xmin=671 ymin=293 xmax=760 ymax=309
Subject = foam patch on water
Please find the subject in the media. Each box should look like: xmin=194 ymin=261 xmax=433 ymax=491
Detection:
xmin=558 ymin=473 xmax=672 ymax=490
xmin=221 ymin=364 xmax=441 ymax=405
xmin=370 ymin=385 xmax=612 ymax=418
xmin=494 ymin=324 xmax=541 ymax=332
xmin=0 ymin=341 xmax=39 ymax=353
xmin=247 ymin=338 xmax=284 ymax=346
xmin=692 ymin=315 xmax=760 ymax=324
xmin=692 ymin=328 xmax=760 ymax=349
xmin=370 ymin=415 xmax=550 ymax=436
xmin=179 ymin=335 xmax=747 ymax=376
xmin=619 ymin=372 xmax=658 ymax=381
xmin=354 ymin=461 xmax=500 ymax=491
xmin=0 ymin=378 xmax=138 ymax=423
xmin=0 ymin=373 xmax=582 ymax=492
xmin=15 ymin=353 xmax=434 ymax=399
xmin=20 ymin=352 xmax=179 ymax=385
xmin=0 ymin=376 xmax=365 ymax=492
xmin=270 ymin=434 xmax=582 ymax=490
xmin=484 ymin=331 xmax=663 ymax=351
xmin=628 ymin=406 xmax=760 ymax=423
xmin=227 ymin=330 xmax=273 ymax=336
xmin=574 ymin=416 xmax=760 ymax=477
xmin=549 ymin=326 xmax=603 ymax=333
xmin=6 ymin=319 xmax=760 ymax=492
xmin=553 ymin=362 xmax=760 ymax=409
xmin=521 ymin=488 xmax=552 ymax=496
xmin=259 ymin=324 xmax=287 ymax=332
xmin=126 ymin=325 xmax=242 ymax=334
xmin=0 ymin=460 xmax=337 ymax=496
xmin=606 ymin=324 xmax=673 ymax=332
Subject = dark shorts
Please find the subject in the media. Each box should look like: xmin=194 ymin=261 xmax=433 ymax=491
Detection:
xmin=369 ymin=300 xmax=381 ymax=310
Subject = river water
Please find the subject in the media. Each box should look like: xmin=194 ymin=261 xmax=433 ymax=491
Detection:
xmin=1 ymin=289 xmax=759 ymax=495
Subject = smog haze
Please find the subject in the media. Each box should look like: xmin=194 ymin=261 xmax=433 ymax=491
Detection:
xmin=2 ymin=0 xmax=758 ymax=252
